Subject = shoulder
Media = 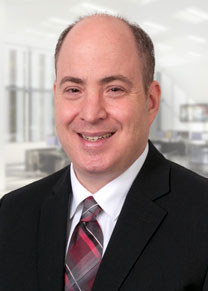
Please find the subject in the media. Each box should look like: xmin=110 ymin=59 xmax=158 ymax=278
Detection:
xmin=148 ymin=140 xmax=208 ymax=191
xmin=0 ymin=166 xmax=70 ymax=212
xmin=146 ymin=141 xmax=208 ymax=211
xmin=169 ymin=159 xmax=208 ymax=193
xmin=159 ymin=159 xmax=208 ymax=225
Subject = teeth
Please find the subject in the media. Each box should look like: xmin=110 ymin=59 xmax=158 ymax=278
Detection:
xmin=81 ymin=133 xmax=113 ymax=142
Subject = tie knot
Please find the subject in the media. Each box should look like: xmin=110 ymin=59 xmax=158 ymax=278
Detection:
xmin=81 ymin=196 xmax=101 ymax=222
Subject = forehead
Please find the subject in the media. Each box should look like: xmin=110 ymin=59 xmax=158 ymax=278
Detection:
xmin=56 ymin=16 xmax=142 ymax=80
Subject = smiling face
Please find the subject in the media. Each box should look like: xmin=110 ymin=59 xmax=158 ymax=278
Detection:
xmin=54 ymin=15 xmax=161 ymax=192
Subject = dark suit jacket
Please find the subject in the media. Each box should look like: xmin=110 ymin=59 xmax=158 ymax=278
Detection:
xmin=1 ymin=141 xmax=208 ymax=291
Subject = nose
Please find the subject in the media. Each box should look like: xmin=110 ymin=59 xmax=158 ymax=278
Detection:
xmin=79 ymin=93 xmax=107 ymax=123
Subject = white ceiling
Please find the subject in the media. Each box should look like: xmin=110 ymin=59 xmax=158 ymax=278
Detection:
xmin=4 ymin=0 xmax=208 ymax=67
xmin=3 ymin=0 xmax=208 ymax=103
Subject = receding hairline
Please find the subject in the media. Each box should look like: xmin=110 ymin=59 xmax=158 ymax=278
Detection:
xmin=55 ymin=14 xmax=138 ymax=64
xmin=54 ymin=13 xmax=155 ymax=92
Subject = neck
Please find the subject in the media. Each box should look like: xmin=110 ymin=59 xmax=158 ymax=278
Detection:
xmin=73 ymin=168 xmax=122 ymax=193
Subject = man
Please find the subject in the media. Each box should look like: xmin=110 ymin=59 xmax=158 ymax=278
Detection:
xmin=1 ymin=14 xmax=208 ymax=291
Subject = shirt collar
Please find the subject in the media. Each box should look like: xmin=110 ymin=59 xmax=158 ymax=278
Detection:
xmin=70 ymin=143 xmax=149 ymax=221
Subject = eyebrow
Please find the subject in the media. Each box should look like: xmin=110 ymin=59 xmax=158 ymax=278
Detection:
xmin=60 ymin=76 xmax=84 ymax=86
xmin=99 ymin=75 xmax=133 ymax=87
xmin=59 ymin=74 xmax=133 ymax=87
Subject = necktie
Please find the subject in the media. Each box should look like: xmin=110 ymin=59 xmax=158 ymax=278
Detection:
xmin=65 ymin=196 xmax=103 ymax=291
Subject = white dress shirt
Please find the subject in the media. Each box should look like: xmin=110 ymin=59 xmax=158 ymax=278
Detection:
xmin=66 ymin=143 xmax=149 ymax=256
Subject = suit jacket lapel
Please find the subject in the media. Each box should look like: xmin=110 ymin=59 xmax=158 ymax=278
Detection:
xmin=93 ymin=141 xmax=170 ymax=291
xmin=37 ymin=167 xmax=71 ymax=291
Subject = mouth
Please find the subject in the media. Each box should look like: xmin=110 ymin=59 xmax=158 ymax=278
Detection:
xmin=79 ymin=132 xmax=114 ymax=142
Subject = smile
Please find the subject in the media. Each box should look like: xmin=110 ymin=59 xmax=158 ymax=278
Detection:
xmin=80 ymin=133 xmax=113 ymax=142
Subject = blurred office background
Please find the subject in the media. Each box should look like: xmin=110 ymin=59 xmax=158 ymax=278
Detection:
xmin=1 ymin=0 xmax=208 ymax=196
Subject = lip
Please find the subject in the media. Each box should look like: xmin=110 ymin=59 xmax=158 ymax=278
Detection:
xmin=77 ymin=131 xmax=115 ymax=146
xmin=78 ymin=131 xmax=115 ymax=137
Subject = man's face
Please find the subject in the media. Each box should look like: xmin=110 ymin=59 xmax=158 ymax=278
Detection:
xmin=54 ymin=16 xmax=160 ymax=188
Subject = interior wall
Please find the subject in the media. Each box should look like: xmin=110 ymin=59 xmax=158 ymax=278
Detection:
xmin=159 ymin=60 xmax=208 ymax=132
xmin=164 ymin=59 xmax=208 ymax=104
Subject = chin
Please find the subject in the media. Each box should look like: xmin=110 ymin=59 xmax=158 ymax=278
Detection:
xmin=77 ymin=159 xmax=113 ymax=175
xmin=83 ymin=164 xmax=110 ymax=174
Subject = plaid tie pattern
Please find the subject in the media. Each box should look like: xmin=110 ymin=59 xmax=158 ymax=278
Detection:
xmin=65 ymin=196 xmax=103 ymax=291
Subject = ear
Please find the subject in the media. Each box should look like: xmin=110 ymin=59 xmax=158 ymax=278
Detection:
xmin=53 ymin=80 xmax=57 ymax=97
xmin=147 ymin=80 xmax=161 ymax=126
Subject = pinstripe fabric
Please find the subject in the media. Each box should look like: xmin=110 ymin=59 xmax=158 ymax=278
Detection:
xmin=65 ymin=196 xmax=103 ymax=291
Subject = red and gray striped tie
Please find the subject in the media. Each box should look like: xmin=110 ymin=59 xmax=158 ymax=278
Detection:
xmin=65 ymin=196 xmax=103 ymax=291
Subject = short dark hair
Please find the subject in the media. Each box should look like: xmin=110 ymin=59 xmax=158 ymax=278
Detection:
xmin=55 ymin=14 xmax=155 ymax=92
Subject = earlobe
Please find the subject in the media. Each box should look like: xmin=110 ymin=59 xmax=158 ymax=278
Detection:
xmin=148 ymin=81 xmax=161 ymax=125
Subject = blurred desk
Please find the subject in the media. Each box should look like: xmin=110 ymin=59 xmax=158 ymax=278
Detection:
xmin=25 ymin=147 xmax=69 ymax=174
xmin=152 ymin=140 xmax=186 ymax=156
xmin=188 ymin=142 xmax=208 ymax=165
xmin=187 ymin=142 xmax=208 ymax=176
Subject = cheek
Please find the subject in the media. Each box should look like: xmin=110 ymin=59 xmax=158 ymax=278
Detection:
xmin=120 ymin=101 xmax=144 ymax=126
xmin=55 ymin=99 xmax=77 ymax=126
xmin=124 ymin=102 xmax=149 ymax=136
xmin=108 ymin=100 xmax=134 ymax=120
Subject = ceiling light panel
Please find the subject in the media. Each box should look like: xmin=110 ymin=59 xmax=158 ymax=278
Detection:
xmin=70 ymin=2 xmax=116 ymax=15
xmin=26 ymin=28 xmax=56 ymax=38
xmin=49 ymin=17 xmax=70 ymax=26
xmin=140 ymin=0 xmax=159 ymax=5
xmin=188 ymin=35 xmax=207 ymax=43
xmin=187 ymin=8 xmax=208 ymax=21
xmin=176 ymin=7 xmax=208 ymax=24
xmin=141 ymin=21 xmax=168 ymax=35
xmin=155 ymin=42 xmax=172 ymax=52
xmin=188 ymin=52 xmax=201 ymax=57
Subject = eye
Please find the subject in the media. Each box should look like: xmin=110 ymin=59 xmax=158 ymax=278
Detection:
xmin=65 ymin=88 xmax=80 ymax=93
xmin=110 ymin=87 xmax=123 ymax=92
xmin=63 ymin=87 xmax=82 ymax=100
xmin=106 ymin=86 xmax=126 ymax=98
